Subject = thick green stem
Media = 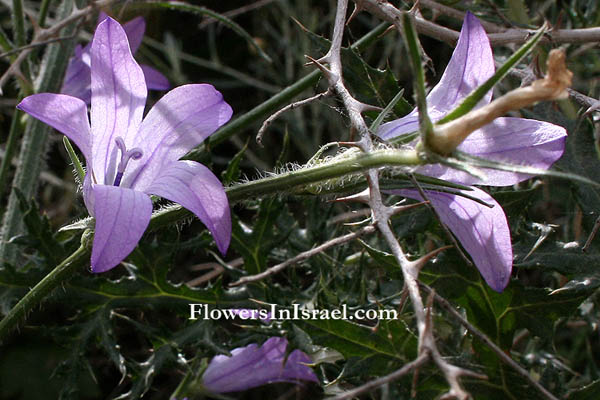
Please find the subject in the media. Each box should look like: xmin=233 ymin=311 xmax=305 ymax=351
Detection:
xmin=400 ymin=13 xmax=434 ymax=149
xmin=38 ymin=0 xmax=53 ymax=27
xmin=150 ymin=148 xmax=422 ymax=230
xmin=0 ymin=145 xmax=420 ymax=339
xmin=0 ymin=244 xmax=89 ymax=343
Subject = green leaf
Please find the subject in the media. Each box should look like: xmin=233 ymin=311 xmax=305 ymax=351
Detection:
xmin=557 ymin=117 xmax=600 ymax=218
xmin=299 ymin=317 xmax=417 ymax=368
xmin=62 ymin=137 xmax=85 ymax=184
xmin=66 ymin=244 xmax=246 ymax=307
xmin=302 ymin=22 xmax=411 ymax=115
xmin=14 ymin=190 xmax=65 ymax=265
xmin=493 ymin=187 xmax=539 ymax=227
xmin=359 ymin=241 xmax=404 ymax=280
xmin=232 ymin=198 xmax=292 ymax=276
xmin=515 ymin=239 xmax=599 ymax=276
xmin=370 ymin=89 xmax=406 ymax=133
xmin=507 ymin=0 xmax=531 ymax=25
xmin=423 ymin=252 xmax=593 ymax=349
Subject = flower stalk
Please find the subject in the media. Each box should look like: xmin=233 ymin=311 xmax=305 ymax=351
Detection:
xmin=0 ymin=236 xmax=90 ymax=343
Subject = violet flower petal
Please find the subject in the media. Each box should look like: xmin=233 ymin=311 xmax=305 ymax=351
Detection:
xmin=90 ymin=17 xmax=147 ymax=186
xmin=16 ymin=93 xmax=91 ymax=161
xmin=90 ymin=184 xmax=152 ymax=273
xmin=418 ymin=117 xmax=567 ymax=186
xmin=61 ymin=44 xmax=92 ymax=103
xmin=62 ymin=14 xmax=167 ymax=104
xmin=426 ymin=12 xmax=494 ymax=115
xmin=125 ymin=84 xmax=232 ymax=190
xmin=397 ymin=187 xmax=512 ymax=292
xmin=122 ymin=16 xmax=145 ymax=53
xmin=378 ymin=11 xmax=493 ymax=140
xmin=144 ymin=160 xmax=231 ymax=255
xmin=202 ymin=337 xmax=317 ymax=393
xmin=98 ymin=12 xmax=145 ymax=54
xmin=140 ymin=64 xmax=170 ymax=90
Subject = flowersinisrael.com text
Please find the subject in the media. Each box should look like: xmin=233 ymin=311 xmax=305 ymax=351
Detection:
xmin=189 ymin=303 xmax=398 ymax=321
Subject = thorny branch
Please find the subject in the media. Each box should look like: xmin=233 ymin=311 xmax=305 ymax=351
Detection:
xmin=229 ymin=201 xmax=427 ymax=287
xmin=256 ymin=89 xmax=332 ymax=145
xmin=330 ymin=352 xmax=431 ymax=400
xmin=419 ymin=283 xmax=561 ymax=400
xmin=230 ymin=224 xmax=377 ymax=287
xmin=353 ymin=0 xmax=600 ymax=46
xmin=311 ymin=1 xmax=482 ymax=398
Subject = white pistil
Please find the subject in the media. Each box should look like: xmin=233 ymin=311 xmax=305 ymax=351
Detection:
xmin=113 ymin=136 xmax=143 ymax=186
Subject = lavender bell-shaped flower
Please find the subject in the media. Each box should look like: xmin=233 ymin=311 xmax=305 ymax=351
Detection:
xmin=201 ymin=337 xmax=318 ymax=393
xmin=61 ymin=13 xmax=169 ymax=104
xmin=17 ymin=17 xmax=232 ymax=273
xmin=378 ymin=12 xmax=567 ymax=291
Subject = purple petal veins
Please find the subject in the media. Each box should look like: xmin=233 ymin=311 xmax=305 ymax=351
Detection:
xmin=377 ymin=12 xmax=567 ymax=292
xmin=17 ymin=17 xmax=232 ymax=273
xmin=397 ymin=188 xmax=512 ymax=292
xmin=61 ymin=13 xmax=169 ymax=103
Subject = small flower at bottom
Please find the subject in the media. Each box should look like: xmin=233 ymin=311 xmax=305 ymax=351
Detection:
xmin=201 ymin=337 xmax=318 ymax=393
xmin=378 ymin=12 xmax=567 ymax=292
xmin=17 ymin=17 xmax=232 ymax=273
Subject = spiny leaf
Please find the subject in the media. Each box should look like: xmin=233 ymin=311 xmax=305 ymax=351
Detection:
xmin=298 ymin=317 xmax=416 ymax=365
xmin=221 ymin=138 xmax=248 ymax=185
xmin=232 ymin=198 xmax=293 ymax=276
xmin=302 ymin=21 xmax=411 ymax=115
xmin=14 ymin=190 xmax=65 ymax=265
xmin=422 ymin=252 xmax=594 ymax=350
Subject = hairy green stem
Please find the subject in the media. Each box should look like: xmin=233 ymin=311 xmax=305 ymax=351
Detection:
xmin=150 ymin=147 xmax=422 ymax=230
xmin=0 ymin=244 xmax=88 ymax=343
xmin=0 ymin=147 xmax=420 ymax=341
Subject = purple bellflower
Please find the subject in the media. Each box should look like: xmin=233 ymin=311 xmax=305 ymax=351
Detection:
xmin=61 ymin=12 xmax=169 ymax=104
xmin=201 ymin=337 xmax=318 ymax=393
xmin=378 ymin=12 xmax=566 ymax=291
xmin=17 ymin=18 xmax=232 ymax=273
